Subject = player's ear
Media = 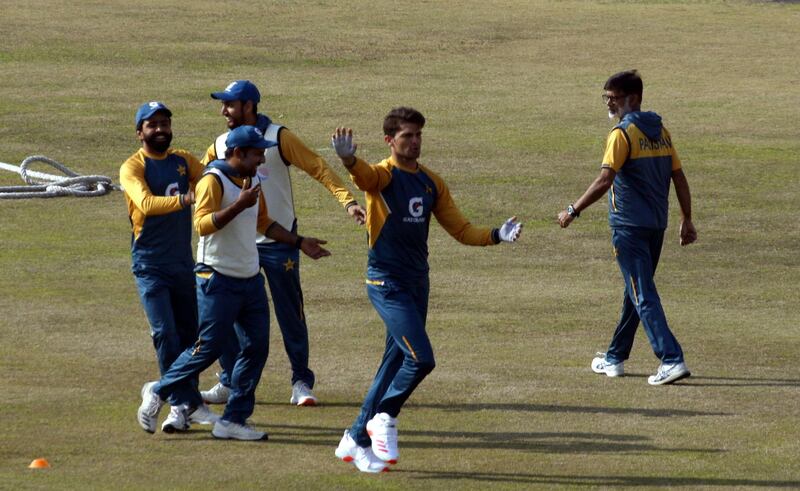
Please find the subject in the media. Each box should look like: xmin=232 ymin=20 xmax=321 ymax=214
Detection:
xmin=384 ymin=135 xmax=393 ymax=146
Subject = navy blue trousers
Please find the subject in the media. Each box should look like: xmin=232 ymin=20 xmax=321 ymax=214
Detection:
xmin=605 ymin=227 xmax=684 ymax=365
xmin=349 ymin=276 xmax=435 ymax=448
xmin=155 ymin=271 xmax=269 ymax=424
xmin=218 ymin=240 xmax=314 ymax=388
xmin=132 ymin=260 xmax=199 ymax=405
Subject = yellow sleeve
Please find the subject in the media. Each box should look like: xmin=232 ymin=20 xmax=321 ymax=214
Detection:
xmin=665 ymin=128 xmax=682 ymax=171
xmin=601 ymin=128 xmax=630 ymax=171
xmin=428 ymin=167 xmax=495 ymax=246
xmin=279 ymin=129 xmax=357 ymax=208
xmin=200 ymin=143 xmax=217 ymax=166
xmin=171 ymin=149 xmax=206 ymax=188
xmin=348 ymin=157 xmax=393 ymax=192
xmin=256 ymin=186 xmax=275 ymax=235
xmin=119 ymin=151 xmax=183 ymax=216
xmin=194 ymin=174 xmax=222 ymax=236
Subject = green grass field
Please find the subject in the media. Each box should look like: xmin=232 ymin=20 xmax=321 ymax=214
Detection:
xmin=1 ymin=0 xmax=799 ymax=489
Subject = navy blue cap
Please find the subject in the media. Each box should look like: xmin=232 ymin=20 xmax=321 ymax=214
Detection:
xmin=225 ymin=125 xmax=278 ymax=150
xmin=210 ymin=80 xmax=261 ymax=103
xmin=135 ymin=101 xmax=172 ymax=129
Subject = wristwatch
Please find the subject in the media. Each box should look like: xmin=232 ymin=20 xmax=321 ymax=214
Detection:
xmin=567 ymin=204 xmax=580 ymax=218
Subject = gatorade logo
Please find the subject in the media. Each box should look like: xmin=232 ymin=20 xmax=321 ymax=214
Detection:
xmin=404 ymin=197 xmax=426 ymax=223
xmin=409 ymin=197 xmax=423 ymax=217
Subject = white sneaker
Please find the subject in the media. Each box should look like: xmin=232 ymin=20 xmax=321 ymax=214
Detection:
xmin=290 ymin=381 xmax=318 ymax=406
xmin=335 ymin=430 xmax=389 ymax=473
xmin=648 ymin=362 xmax=691 ymax=385
xmin=201 ymin=380 xmax=230 ymax=405
xmin=188 ymin=403 xmax=221 ymax=425
xmin=162 ymin=405 xmax=190 ymax=433
xmin=212 ymin=420 xmax=268 ymax=441
xmin=366 ymin=413 xmax=399 ymax=464
xmin=591 ymin=352 xmax=624 ymax=377
xmin=137 ymin=381 xmax=164 ymax=434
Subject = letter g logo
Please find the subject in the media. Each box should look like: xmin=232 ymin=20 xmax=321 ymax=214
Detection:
xmin=408 ymin=197 xmax=424 ymax=218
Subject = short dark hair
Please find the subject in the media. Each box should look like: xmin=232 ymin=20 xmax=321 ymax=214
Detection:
xmin=383 ymin=107 xmax=426 ymax=137
xmin=604 ymin=70 xmax=643 ymax=97
xmin=224 ymin=147 xmax=235 ymax=159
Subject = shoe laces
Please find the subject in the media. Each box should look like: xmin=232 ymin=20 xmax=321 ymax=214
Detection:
xmin=655 ymin=365 xmax=673 ymax=379
xmin=376 ymin=416 xmax=398 ymax=442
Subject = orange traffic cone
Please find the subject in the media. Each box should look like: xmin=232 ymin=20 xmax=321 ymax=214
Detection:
xmin=28 ymin=458 xmax=50 ymax=469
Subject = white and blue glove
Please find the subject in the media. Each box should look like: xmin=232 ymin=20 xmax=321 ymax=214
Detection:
xmin=331 ymin=128 xmax=357 ymax=160
xmin=498 ymin=216 xmax=522 ymax=243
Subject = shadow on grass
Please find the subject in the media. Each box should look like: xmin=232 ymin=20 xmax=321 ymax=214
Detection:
xmin=257 ymin=400 xmax=728 ymax=417
xmin=264 ymin=423 xmax=722 ymax=455
xmin=600 ymin=373 xmax=798 ymax=387
xmin=680 ymin=375 xmax=800 ymax=388
xmin=396 ymin=469 xmax=800 ymax=488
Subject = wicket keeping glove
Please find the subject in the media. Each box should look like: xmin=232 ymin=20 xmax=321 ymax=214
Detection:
xmin=331 ymin=132 xmax=356 ymax=159
xmin=498 ymin=217 xmax=522 ymax=243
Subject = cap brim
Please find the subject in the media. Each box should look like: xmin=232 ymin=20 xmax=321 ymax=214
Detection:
xmin=210 ymin=91 xmax=237 ymax=101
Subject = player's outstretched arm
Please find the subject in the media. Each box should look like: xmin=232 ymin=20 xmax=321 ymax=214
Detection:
xmin=264 ymin=222 xmax=331 ymax=260
xmin=558 ymin=167 xmax=615 ymax=228
xmin=497 ymin=216 xmax=523 ymax=243
xmin=331 ymin=127 xmax=391 ymax=192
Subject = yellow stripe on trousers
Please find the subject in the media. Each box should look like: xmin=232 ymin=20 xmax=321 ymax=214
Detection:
xmin=630 ymin=275 xmax=639 ymax=305
xmin=402 ymin=336 xmax=418 ymax=361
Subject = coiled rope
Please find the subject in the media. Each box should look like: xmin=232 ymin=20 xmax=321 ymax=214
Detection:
xmin=0 ymin=155 xmax=120 ymax=199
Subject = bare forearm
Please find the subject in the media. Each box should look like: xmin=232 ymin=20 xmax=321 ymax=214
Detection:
xmin=264 ymin=222 xmax=300 ymax=247
xmin=574 ymin=172 xmax=614 ymax=213
xmin=672 ymin=169 xmax=692 ymax=220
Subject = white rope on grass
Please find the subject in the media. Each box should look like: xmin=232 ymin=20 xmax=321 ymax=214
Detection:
xmin=0 ymin=155 xmax=120 ymax=199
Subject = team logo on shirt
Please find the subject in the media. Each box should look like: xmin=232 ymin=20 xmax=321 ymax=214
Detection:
xmin=165 ymin=182 xmax=180 ymax=196
xmin=404 ymin=196 xmax=426 ymax=223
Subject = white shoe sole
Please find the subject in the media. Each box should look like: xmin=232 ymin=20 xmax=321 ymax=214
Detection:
xmin=290 ymin=396 xmax=318 ymax=406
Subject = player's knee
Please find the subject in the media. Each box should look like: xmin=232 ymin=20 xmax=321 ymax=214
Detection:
xmin=240 ymin=334 xmax=269 ymax=359
xmin=416 ymin=358 xmax=436 ymax=376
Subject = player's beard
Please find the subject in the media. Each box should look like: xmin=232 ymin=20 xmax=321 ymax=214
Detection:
xmin=145 ymin=132 xmax=172 ymax=153
xmin=609 ymin=98 xmax=633 ymax=121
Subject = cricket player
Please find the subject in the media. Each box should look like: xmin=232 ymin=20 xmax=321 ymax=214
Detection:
xmin=122 ymin=101 xmax=218 ymax=433
xmin=137 ymin=125 xmax=330 ymax=441
xmin=200 ymin=80 xmax=366 ymax=407
xmin=330 ymin=107 xmax=522 ymax=472
xmin=557 ymin=69 xmax=697 ymax=385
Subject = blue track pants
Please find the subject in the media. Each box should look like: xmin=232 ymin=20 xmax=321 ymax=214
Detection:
xmin=349 ymin=277 xmax=435 ymax=448
xmin=155 ymin=271 xmax=269 ymax=424
xmin=605 ymin=227 xmax=684 ymax=365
